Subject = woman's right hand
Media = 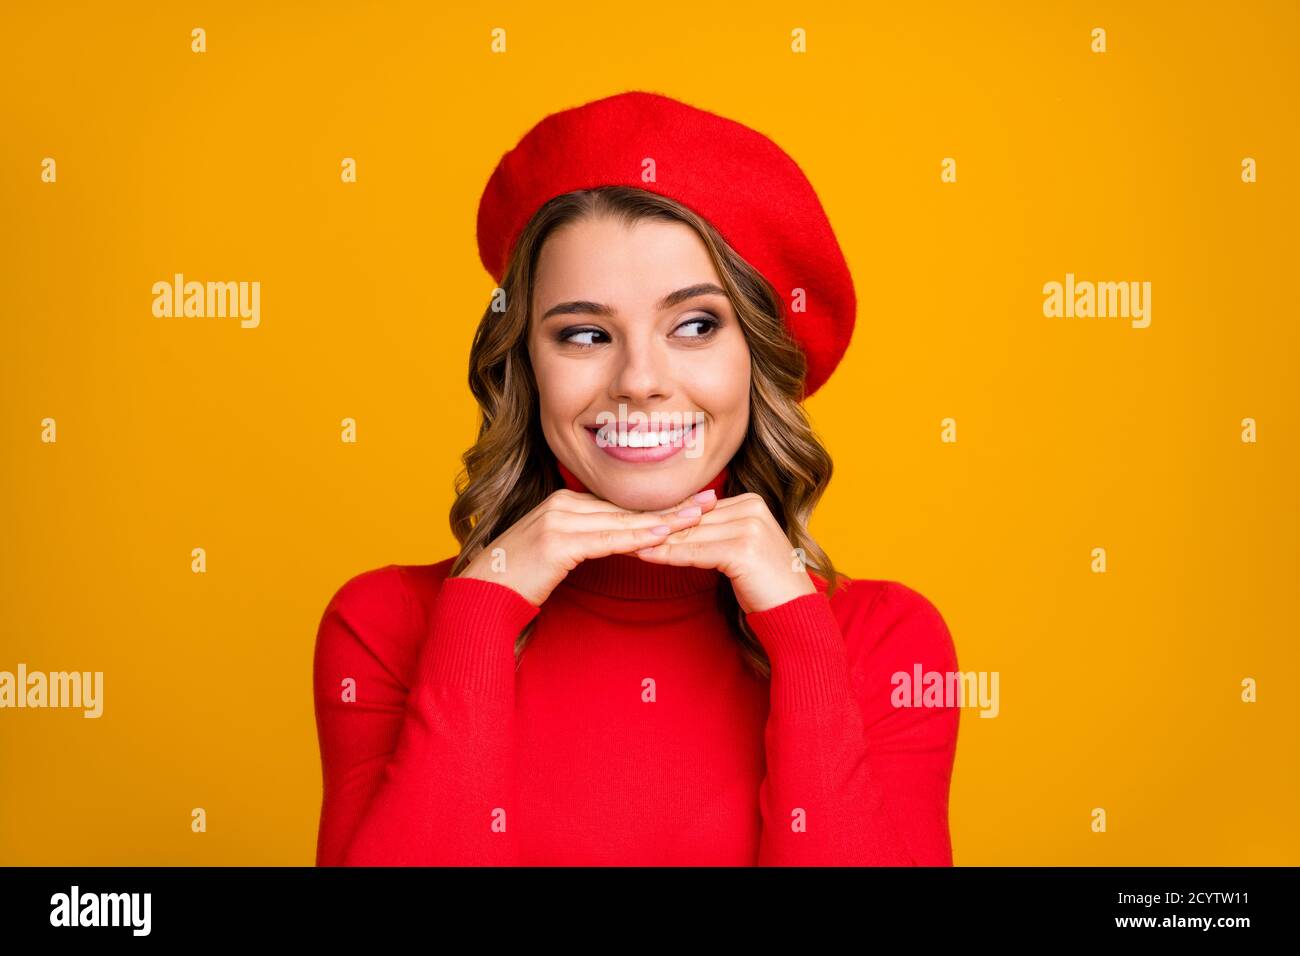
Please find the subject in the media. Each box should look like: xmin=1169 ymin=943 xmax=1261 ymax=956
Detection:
xmin=454 ymin=486 xmax=719 ymax=607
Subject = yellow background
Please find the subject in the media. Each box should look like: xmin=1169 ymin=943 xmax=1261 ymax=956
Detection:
xmin=1 ymin=0 xmax=1296 ymax=865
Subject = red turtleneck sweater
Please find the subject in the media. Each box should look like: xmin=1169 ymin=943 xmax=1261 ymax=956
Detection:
xmin=313 ymin=465 xmax=960 ymax=866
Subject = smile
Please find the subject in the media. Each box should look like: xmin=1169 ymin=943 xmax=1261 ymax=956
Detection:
xmin=586 ymin=420 xmax=701 ymax=463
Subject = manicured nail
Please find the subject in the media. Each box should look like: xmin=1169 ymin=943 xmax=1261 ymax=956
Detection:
xmin=676 ymin=506 xmax=701 ymax=518
xmin=693 ymin=490 xmax=716 ymax=503
xmin=650 ymin=524 xmax=671 ymax=535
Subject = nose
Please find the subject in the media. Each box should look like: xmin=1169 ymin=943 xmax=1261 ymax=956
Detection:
xmin=608 ymin=330 xmax=671 ymax=405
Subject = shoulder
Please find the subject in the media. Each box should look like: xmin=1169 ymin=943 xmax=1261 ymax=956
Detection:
xmin=806 ymin=575 xmax=963 ymax=771
xmin=813 ymin=573 xmax=959 ymax=681
xmin=313 ymin=557 xmax=460 ymax=680
xmin=318 ymin=557 xmax=458 ymax=621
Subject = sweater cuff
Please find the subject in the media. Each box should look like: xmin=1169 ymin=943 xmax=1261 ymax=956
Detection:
xmin=417 ymin=576 xmax=540 ymax=699
xmin=745 ymin=592 xmax=854 ymax=715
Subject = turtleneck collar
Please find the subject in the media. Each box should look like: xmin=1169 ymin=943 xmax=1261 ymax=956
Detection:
xmin=553 ymin=460 xmax=729 ymax=600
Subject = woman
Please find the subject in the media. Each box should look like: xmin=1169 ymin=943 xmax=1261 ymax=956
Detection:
xmin=313 ymin=91 xmax=960 ymax=866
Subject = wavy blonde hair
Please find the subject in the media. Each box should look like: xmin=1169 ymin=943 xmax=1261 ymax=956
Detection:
xmin=449 ymin=185 xmax=840 ymax=679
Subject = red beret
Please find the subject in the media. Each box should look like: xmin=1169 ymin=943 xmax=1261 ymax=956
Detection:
xmin=475 ymin=90 xmax=856 ymax=400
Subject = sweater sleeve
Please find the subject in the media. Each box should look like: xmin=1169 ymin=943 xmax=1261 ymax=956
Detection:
xmin=312 ymin=564 xmax=539 ymax=866
xmin=744 ymin=580 xmax=961 ymax=866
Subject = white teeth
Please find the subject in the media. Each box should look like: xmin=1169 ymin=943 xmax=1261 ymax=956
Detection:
xmin=595 ymin=423 xmax=695 ymax=448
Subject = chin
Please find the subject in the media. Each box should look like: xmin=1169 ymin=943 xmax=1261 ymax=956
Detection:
xmin=591 ymin=467 xmax=701 ymax=512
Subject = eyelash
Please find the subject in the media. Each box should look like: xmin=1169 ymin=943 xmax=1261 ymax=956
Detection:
xmin=558 ymin=314 xmax=722 ymax=349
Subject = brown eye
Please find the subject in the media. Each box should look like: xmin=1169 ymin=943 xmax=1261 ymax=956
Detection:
xmin=559 ymin=327 xmax=609 ymax=348
xmin=673 ymin=315 xmax=720 ymax=338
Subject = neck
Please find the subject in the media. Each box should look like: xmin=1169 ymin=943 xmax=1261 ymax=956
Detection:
xmin=553 ymin=460 xmax=730 ymax=599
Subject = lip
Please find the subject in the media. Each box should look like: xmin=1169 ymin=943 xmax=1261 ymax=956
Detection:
xmin=586 ymin=421 xmax=700 ymax=463
xmin=581 ymin=416 xmax=701 ymax=434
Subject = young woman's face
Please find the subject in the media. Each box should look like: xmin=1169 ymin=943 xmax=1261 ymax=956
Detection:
xmin=528 ymin=214 xmax=752 ymax=512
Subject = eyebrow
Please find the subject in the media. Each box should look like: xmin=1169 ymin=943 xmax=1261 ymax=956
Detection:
xmin=539 ymin=283 xmax=728 ymax=322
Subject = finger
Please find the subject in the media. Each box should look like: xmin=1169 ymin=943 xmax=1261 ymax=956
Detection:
xmin=668 ymin=485 xmax=722 ymax=512
xmin=574 ymin=524 xmax=681 ymax=561
xmin=649 ymin=519 xmax=745 ymax=546
xmin=701 ymin=491 xmax=766 ymax=512
xmin=546 ymin=491 xmax=642 ymax=514
xmin=657 ymin=493 xmax=718 ymax=522
xmin=548 ymin=487 xmax=719 ymax=518
xmin=546 ymin=504 xmax=707 ymax=534
xmin=644 ymin=501 xmax=759 ymax=535
xmin=551 ymin=487 xmax=720 ymax=522
xmin=632 ymin=534 xmax=736 ymax=569
xmin=626 ymin=490 xmax=720 ymax=522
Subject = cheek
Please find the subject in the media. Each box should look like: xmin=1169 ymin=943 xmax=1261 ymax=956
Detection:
xmin=715 ymin=337 xmax=751 ymax=412
xmin=682 ymin=339 xmax=748 ymax=403
xmin=717 ymin=345 xmax=752 ymax=440
xmin=533 ymin=355 xmax=595 ymax=423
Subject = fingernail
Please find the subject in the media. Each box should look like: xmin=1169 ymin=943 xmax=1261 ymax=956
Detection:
xmin=651 ymin=524 xmax=671 ymax=535
xmin=676 ymin=506 xmax=701 ymax=518
xmin=693 ymin=490 xmax=716 ymax=503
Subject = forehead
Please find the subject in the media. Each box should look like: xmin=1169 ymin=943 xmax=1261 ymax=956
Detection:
xmin=531 ymin=216 xmax=721 ymax=313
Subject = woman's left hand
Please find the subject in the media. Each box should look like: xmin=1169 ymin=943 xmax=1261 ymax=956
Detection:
xmin=634 ymin=491 xmax=817 ymax=614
